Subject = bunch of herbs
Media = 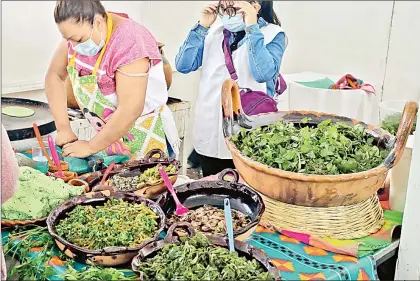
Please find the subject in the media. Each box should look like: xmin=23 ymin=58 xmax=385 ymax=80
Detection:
xmin=55 ymin=199 xmax=159 ymax=250
xmin=381 ymin=112 xmax=416 ymax=135
xmin=59 ymin=265 xmax=137 ymax=280
xmin=231 ymin=119 xmax=389 ymax=175
xmin=3 ymin=226 xmax=69 ymax=280
xmin=133 ymin=233 xmax=274 ymax=280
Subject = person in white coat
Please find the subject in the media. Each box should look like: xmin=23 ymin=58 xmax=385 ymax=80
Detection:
xmin=176 ymin=1 xmax=286 ymax=176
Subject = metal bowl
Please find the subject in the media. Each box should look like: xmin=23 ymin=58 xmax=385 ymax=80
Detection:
xmin=156 ymin=169 xmax=265 ymax=241
xmin=131 ymin=222 xmax=281 ymax=280
xmin=221 ymin=79 xmax=418 ymax=207
xmin=46 ymin=192 xmax=165 ymax=266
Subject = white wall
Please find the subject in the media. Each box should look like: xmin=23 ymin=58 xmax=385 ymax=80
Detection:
xmin=2 ymin=1 xmax=420 ymax=153
xmin=382 ymin=1 xmax=420 ymax=102
xmin=1 ymin=1 xmax=146 ymax=94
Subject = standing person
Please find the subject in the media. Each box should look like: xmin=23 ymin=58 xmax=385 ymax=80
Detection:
xmin=46 ymin=0 xmax=179 ymax=160
xmin=1 ymin=125 xmax=19 ymax=280
xmin=176 ymin=1 xmax=286 ymax=176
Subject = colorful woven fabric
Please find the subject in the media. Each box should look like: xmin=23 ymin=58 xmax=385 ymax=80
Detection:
xmin=330 ymin=74 xmax=375 ymax=94
xmin=248 ymin=226 xmax=378 ymax=280
xmin=2 ymin=226 xmax=378 ymax=281
xmin=266 ymin=210 xmax=402 ymax=257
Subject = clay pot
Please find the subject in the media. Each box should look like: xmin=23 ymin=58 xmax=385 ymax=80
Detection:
xmin=68 ymin=178 xmax=90 ymax=193
xmin=52 ymin=171 xmax=77 ymax=183
xmin=221 ymin=79 xmax=419 ymax=207
xmin=49 ymin=160 xmax=69 ymax=173
xmin=158 ymin=42 xmax=173 ymax=90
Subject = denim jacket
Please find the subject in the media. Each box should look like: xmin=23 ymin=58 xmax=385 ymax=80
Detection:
xmin=175 ymin=18 xmax=286 ymax=97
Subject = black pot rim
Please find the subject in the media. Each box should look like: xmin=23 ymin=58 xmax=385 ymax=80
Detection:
xmin=46 ymin=192 xmax=166 ymax=256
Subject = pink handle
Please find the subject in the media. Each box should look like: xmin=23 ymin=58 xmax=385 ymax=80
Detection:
xmin=100 ymin=161 xmax=115 ymax=185
xmin=158 ymin=165 xmax=182 ymax=205
xmin=48 ymin=135 xmax=63 ymax=177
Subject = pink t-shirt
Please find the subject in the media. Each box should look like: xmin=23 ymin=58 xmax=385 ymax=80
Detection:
xmin=68 ymin=13 xmax=162 ymax=96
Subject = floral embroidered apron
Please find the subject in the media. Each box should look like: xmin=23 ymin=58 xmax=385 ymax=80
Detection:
xmin=67 ymin=12 xmax=167 ymax=160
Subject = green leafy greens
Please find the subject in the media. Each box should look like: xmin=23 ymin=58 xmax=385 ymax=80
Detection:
xmin=55 ymin=199 xmax=159 ymax=249
xmin=133 ymin=234 xmax=274 ymax=281
xmin=231 ymin=119 xmax=389 ymax=175
xmin=59 ymin=266 xmax=137 ymax=280
xmin=4 ymin=226 xmax=138 ymax=281
xmin=3 ymin=226 xmax=67 ymax=280
xmin=381 ymin=112 xmax=416 ymax=135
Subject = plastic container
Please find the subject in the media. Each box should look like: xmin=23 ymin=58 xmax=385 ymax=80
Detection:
xmin=32 ymin=145 xmax=49 ymax=174
xmin=389 ymin=135 xmax=415 ymax=212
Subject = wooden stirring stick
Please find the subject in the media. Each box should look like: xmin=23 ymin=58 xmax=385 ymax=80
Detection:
xmin=33 ymin=123 xmax=54 ymax=166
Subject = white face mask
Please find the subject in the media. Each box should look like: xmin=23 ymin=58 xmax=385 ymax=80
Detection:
xmin=222 ymin=14 xmax=246 ymax=32
xmin=72 ymin=25 xmax=105 ymax=56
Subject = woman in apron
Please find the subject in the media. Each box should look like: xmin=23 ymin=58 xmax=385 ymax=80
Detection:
xmin=45 ymin=0 xmax=179 ymax=160
xmin=176 ymin=1 xmax=286 ymax=176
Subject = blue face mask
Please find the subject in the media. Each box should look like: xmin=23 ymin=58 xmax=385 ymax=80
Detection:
xmin=73 ymin=26 xmax=105 ymax=57
xmin=222 ymin=14 xmax=246 ymax=32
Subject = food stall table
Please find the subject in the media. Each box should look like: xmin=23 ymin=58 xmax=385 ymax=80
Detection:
xmin=2 ymin=173 xmax=401 ymax=280
xmin=2 ymin=227 xmax=399 ymax=280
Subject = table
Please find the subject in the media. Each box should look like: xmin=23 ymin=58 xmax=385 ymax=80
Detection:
xmin=3 ymin=175 xmax=401 ymax=280
xmin=3 ymin=231 xmax=400 ymax=280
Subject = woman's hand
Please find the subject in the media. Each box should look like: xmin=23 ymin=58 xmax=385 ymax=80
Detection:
xmin=62 ymin=140 xmax=93 ymax=158
xmin=55 ymin=129 xmax=78 ymax=147
xmin=234 ymin=1 xmax=260 ymax=26
xmin=199 ymin=2 xmax=218 ymax=28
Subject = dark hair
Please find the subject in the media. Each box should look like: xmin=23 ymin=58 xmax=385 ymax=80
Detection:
xmin=258 ymin=1 xmax=281 ymax=26
xmin=54 ymin=0 xmax=106 ymax=24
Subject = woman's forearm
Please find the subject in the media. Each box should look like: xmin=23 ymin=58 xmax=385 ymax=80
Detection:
xmin=88 ymin=106 xmax=141 ymax=154
xmin=246 ymin=26 xmax=286 ymax=83
xmin=175 ymin=25 xmax=208 ymax=73
xmin=45 ymin=72 xmax=71 ymax=132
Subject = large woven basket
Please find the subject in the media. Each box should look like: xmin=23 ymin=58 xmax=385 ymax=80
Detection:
xmin=221 ymin=79 xmax=418 ymax=207
xmin=260 ymin=193 xmax=384 ymax=239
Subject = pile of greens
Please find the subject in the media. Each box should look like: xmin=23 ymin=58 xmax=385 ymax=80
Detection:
xmin=231 ymin=119 xmax=389 ymax=175
xmin=4 ymin=226 xmax=138 ymax=281
xmin=55 ymin=199 xmax=159 ymax=249
xmin=59 ymin=266 xmax=137 ymax=280
xmin=381 ymin=112 xmax=417 ymax=135
xmin=133 ymin=234 xmax=274 ymax=280
xmin=3 ymin=226 xmax=66 ymax=280
xmin=1 ymin=167 xmax=85 ymax=220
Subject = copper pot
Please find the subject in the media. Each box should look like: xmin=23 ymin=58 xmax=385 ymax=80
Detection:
xmin=221 ymin=79 xmax=418 ymax=207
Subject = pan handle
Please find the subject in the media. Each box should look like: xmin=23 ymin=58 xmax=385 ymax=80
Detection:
xmin=218 ymin=169 xmax=240 ymax=184
xmin=221 ymin=79 xmax=252 ymax=138
xmin=384 ymin=101 xmax=418 ymax=169
xmin=164 ymin=222 xmax=196 ymax=243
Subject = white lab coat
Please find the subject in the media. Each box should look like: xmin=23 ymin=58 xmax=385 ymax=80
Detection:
xmin=194 ymin=23 xmax=284 ymax=159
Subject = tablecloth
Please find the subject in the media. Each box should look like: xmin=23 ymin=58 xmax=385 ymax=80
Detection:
xmin=2 ymin=225 xmax=379 ymax=281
